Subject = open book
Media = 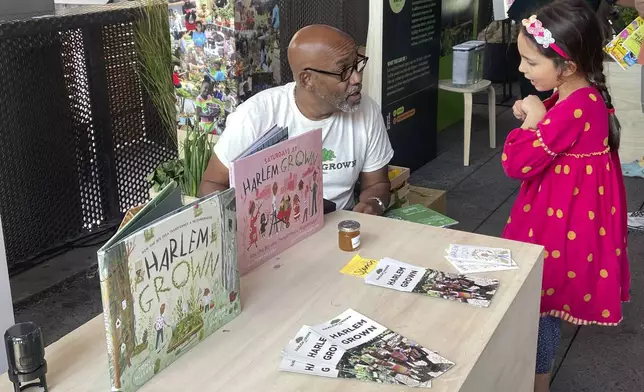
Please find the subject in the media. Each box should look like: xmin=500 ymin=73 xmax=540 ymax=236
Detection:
xmin=229 ymin=127 xmax=324 ymax=275
xmin=97 ymin=183 xmax=241 ymax=392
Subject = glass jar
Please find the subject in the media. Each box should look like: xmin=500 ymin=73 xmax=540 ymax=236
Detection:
xmin=338 ymin=220 xmax=361 ymax=252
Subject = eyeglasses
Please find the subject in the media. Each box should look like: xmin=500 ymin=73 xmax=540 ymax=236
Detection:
xmin=305 ymin=53 xmax=369 ymax=82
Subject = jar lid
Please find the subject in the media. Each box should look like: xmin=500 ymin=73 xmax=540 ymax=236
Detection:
xmin=338 ymin=220 xmax=360 ymax=233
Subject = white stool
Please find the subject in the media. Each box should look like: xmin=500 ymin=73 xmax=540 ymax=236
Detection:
xmin=438 ymin=79 xmax=496 ymax=166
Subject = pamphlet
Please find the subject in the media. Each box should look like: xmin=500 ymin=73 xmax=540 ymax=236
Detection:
xmin=278 ymin=309 xmax=455 ymax=388
xmin=365 ymin=258 xmax=500 ymax=308
xmin=445 ymin=244 xmax=519 ymax=274
xmin=384 ymin=204 xmax=458 ymax=228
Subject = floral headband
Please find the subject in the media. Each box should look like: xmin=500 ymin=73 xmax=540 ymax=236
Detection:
xmin=522 ymin=15 xmax=569 ymax=60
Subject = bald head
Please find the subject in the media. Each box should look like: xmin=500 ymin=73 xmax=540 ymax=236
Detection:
xmin=287 ymin=24 xmax=356 ymax=75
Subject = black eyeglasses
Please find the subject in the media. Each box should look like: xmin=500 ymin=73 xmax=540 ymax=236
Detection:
xmin=305 ymin=54 xmax=369 ymax=82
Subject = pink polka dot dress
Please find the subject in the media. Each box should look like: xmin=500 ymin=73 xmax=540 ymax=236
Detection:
xmin=501 ymin=86 xmax=630 ymax=326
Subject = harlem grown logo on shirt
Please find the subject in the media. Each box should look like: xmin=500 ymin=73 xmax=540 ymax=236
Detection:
xmin=321 ymin=148 xmax=356 ymax=171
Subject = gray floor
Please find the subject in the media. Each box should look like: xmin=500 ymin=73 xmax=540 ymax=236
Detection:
xmin=9 ymin=89 xmax=644 ymax=390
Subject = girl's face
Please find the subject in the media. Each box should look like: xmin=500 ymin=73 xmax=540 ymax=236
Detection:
xmin=517 ymin=32 xmax=560 ymax=92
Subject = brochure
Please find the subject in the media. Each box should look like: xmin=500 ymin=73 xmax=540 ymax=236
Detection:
xmin=365 ymin=258 xmax=500 ymax=308
xmin=278 ymin=309 xmax=455 ymax=388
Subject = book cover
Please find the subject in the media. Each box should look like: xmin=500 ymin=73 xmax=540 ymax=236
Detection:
xmin=365 ymin=258 xmax=500 ymax=308
xmin=604 ymin=16 xmax=643 ymax=70
xmin=284 ymin=309 xmax=454 ymax=387
xmin=384 ymin=204 xmax=458 ymax=228
xmin=231 ymin=128 xmax=324 ymax=275
xmin=97 ymin=185 xmax=241 ymax=392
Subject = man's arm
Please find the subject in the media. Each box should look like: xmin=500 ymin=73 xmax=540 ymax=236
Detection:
xmin=353 ymin=166 xmax=391 ymax=215
xmin=198 ymin=100 xmax=261 ymax=197
xmin=199 ymin=153 xmax=230 ymax=197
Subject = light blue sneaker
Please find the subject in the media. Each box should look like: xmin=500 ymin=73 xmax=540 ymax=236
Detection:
xmin=622 ymin=159 xmax=644 ymax=178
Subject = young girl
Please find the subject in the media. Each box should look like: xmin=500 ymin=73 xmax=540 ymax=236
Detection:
xmin=501 ymin=1 xmax=630 ymax=391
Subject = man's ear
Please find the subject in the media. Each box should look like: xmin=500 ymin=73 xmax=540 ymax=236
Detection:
xmin=562 ymin=61 xmax=578 ymax=77
xmin=297 ymin=71 xmax=314 ymax=91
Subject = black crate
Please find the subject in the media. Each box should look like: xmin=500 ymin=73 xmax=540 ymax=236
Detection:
xmin=0 ymin=3 xmax=177 ymax=273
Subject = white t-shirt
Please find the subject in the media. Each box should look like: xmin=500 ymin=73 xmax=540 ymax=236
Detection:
xmin=214 ymin=82 xmax=394 ymax=210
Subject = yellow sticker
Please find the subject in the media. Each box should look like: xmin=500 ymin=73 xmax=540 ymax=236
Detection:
xmin=339 ymin=254 xmax=379 ymax=277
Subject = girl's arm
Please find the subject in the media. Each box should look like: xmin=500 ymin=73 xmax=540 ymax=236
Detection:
xmin=501 ymin=103 xmax=587 ymax=180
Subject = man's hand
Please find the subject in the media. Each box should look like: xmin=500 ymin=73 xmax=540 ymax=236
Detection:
xmin=353 ymin=200 xmax=382 ymax=215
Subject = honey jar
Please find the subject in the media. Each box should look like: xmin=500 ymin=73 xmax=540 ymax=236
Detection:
xmin=338 ymin=220 xmax=361 ymax=251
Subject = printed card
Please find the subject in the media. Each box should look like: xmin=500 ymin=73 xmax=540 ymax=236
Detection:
xmin=339 ymin=254 xmax=380 ymax=278
xmin=446 ymin=244 xmax=513 ymax=267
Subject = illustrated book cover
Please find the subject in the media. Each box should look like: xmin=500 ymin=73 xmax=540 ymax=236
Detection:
xmin=230 ymin=128 xmax=324 ymax=275
xmin=278 ymin=309 xmax=454 ymax=388
xmin=365 ymin=257 xmax=500 ymax=308
xmin=604 ymin=16 xmax=643 ymax=69
xmin=97 ymin=182 xmax=241 ymax=392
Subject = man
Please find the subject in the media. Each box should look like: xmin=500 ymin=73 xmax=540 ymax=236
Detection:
xmin=199 ymin=24 xmax=394 ymax=215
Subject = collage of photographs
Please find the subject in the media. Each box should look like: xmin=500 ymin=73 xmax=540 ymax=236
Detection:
xmin=168 ymin=0 xmax=281 ymax=135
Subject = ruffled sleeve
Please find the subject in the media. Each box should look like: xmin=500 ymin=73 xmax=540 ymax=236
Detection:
xmin=502 ymin=98 xmax=587 ymax=180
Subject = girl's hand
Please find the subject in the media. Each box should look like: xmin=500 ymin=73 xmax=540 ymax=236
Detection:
xmin=512 ymin=100 xmax=527 ymax=121
xmin=519 ymin=95 xmax=547 ymax=129
xmin=520 ymin=95 xmax=547 ymax=118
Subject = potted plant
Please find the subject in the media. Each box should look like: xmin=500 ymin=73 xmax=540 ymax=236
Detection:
xmin=147 ymin=121 xmax=215 ymax=204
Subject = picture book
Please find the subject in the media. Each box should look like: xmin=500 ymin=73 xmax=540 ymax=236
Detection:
xmin=97 ymin=183 xmax=241 ymax=392
xmin=445 ymin=244 xmax=519 ymax=274
xmin=604 ymin=16 xmax=643 ymax=69
xmin=384 ymin=204 xmax=458 ymax=228
xmin=278 ymin=309 xmax=455 ymax=387
xmin=230 ymin=128 xmax=324 ymax=275
xmin=364 ymin=258 xmax=500 ymax=308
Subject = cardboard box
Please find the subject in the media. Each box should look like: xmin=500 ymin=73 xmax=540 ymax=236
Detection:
xmin=389 ymin=183 xmax=410 ymax=209
xmin=407 ymin=186 xmax=446 ymax=214
xmin=388 ymin=165 xmax=410 ymax=190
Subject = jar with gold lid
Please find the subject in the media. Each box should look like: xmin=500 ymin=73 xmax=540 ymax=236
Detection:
xmin=338 ymin=220 xmax=361 ymax=251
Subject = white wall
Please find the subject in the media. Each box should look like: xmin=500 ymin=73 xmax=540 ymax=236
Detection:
xmin=0 ymin=216 xmax=15 ymax=374
xmin=492 ymin=0 xmax=512 ymax=21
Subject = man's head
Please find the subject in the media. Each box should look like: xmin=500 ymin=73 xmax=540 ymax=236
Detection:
xmin=287 ymin=24 xmax=367 ymax=114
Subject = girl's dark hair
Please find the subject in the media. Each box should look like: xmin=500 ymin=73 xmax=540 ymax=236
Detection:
xmin=521 ymin=0 xmax=620 ymax=150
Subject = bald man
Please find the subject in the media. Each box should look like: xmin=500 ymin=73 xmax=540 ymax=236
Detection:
xmin=199 ymin=24 xmax=394 ymax=215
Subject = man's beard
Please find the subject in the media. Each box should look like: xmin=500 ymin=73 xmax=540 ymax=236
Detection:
xmin=314 ymin=84 xmax=362 ymax=113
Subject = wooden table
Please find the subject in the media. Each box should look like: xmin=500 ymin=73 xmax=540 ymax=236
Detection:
xmin=0 ymin=211 xmax=544 ymax=392
xmin=438 ymin=79 xmax=497 ymax=166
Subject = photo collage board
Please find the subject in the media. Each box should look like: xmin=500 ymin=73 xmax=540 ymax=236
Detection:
xmin=169 ymin=0 xmax=281 ymax=135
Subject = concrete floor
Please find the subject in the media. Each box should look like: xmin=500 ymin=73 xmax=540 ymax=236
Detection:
xmin=9 ymin=89 xmax=644 ymax=391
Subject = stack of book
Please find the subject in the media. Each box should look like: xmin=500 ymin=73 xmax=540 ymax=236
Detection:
xmin=279 ymin=309 xmax=454 ymax=388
